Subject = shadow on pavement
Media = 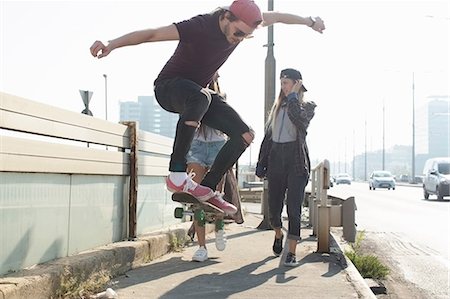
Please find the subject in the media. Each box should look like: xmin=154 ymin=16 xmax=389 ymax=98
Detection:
xmin=158 ymin=256 xmax=297 ymax=298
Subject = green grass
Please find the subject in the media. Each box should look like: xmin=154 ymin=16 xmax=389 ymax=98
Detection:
xmin=345 ymin=251 xmax=390 ymax=279
xmin=169 ymin=232 xmax=187 ymax=252
xmin=55 ymin=266 xmax=111 ymax=298
xmin=344 ymin=231 xmax=390 ymax=279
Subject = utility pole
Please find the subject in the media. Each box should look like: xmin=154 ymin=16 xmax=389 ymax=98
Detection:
xmin=344 ymin=137 xmax=347 ymax=173
xmin=382 ymin=100 xmax=385 ymax=170
xmin=412 ymin=72 xmax=416 ymax=183
xmin=258 ymin=0 xmax=275 ymax=230
xmin=364 ymin=119 xmax=367 ymax=181
xmin=352 ymin=130 xmax=355 ymax=180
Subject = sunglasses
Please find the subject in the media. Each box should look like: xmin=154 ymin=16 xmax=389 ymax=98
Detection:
xmin=232 ymin=23 xmax=253 ymax=38
xmin=234 ymin=29 xmax=249 ymax=37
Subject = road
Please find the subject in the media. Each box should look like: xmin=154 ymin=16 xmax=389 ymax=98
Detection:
xmin=328 ymin=181 xmax=450 ymax=298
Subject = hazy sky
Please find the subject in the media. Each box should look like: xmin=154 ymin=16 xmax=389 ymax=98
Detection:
xmin=1 ymin=0 xmax=449 ymax=166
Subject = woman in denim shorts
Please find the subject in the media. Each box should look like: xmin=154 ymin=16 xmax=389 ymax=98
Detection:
xmin=187 ymin=125 xmax=227 ymax=262
xmin=187 ymin=128 xmax=227 ymax=171
xmin=187 ymin=74 xmax=243 ymax=262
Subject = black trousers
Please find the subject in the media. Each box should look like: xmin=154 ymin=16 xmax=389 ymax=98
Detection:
xmin=267 ymin=141 xmax=308 ymax=240
xmin=154 ymin=78 xmax=250 ymax=189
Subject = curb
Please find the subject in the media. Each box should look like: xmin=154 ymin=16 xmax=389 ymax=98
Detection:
xmin=330 ymin=231 xmax=377 ymax=299
xmin=0 ymin=222 xmax=216 ymax=299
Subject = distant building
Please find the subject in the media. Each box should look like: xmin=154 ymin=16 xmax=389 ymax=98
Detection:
xmin=426 ymin=96 xmax=449 ymax=158
xmin=120 ymin=96 xmax=177 ymax=138
xmin=350 ymin=96 xmax=449 ymax=180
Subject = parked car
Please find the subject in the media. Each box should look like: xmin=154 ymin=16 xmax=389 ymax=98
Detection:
xmin=335 ymin=173 xmax=352 ymax=185
xmin=422 ymin=157 xmax=450 ymax=200
xmin=369 ymin=170 xmax=396 ymax=190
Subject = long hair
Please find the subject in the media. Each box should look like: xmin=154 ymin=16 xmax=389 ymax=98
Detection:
xmin=266 ymin=87 xmax=305 ymax=132
xmin=198 ymin=73 xmax=225 ymax=139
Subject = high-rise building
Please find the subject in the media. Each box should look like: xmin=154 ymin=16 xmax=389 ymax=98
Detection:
xmin=120 ymin=95 xmax=177 ymax=138
xmin=427 ymin=96 xmax=449 ymax=158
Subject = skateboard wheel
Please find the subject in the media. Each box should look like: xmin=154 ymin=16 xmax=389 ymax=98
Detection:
xmin=174 ymin=207 xmax=184 ymax=219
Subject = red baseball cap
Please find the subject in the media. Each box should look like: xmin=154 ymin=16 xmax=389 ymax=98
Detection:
xmin=223 ymin=0 xmax=262 ymax=29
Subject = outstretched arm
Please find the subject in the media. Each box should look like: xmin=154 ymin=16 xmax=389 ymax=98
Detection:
xmin=90 ymin=24 xmax=179 ymax=58
xmin=262 ymin=12 xmax=325 ymax=33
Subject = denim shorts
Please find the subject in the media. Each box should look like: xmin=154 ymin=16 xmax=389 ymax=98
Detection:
xmin=186 ymin=139 xmax=226 ymax=168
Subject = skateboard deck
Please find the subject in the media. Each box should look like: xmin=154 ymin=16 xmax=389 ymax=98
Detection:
xmin=172 ymin=192 xmax=224 ymax=223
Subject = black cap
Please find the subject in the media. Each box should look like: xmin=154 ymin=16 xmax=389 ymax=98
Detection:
xmin=280 ymin=68 xmax=307 ymax=91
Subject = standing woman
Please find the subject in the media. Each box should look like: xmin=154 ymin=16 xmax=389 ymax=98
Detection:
xmin=255 ymin=68 xmax=316 ymax=266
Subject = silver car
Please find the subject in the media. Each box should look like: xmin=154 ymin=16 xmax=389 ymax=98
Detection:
xmin=423 ymin=157 xmax=450 ymax=200
xmin=335 ymin=173 xmax=352 ymax=185
xmin=369 ymin=170 xmax=396 ymax=190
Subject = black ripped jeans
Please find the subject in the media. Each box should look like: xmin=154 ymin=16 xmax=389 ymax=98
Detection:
xmin=154 ymin=77 xmax=250 ymax=189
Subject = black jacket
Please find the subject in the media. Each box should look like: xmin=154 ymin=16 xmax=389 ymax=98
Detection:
xmin=256 ymin=96 xmax=316 ymax=178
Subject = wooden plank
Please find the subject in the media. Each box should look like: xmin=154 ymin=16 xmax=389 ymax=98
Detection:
xmin=137 ymin=155 xmax=169 ymax=176
xmin=0 ymin=92 xmax=129 ymax=135
xmin=1 ymin=110 xmax=129 ymax=148
xmin=1 ymin=136 xmax=128 ymax=163
xmin=137 ymin=164 xmax=169 ymax=176
xmin=137 ymin=130 xmax=173 ymax=155
xmin=0 ymin=92 xmax=130 ymax=148
xmin=0 ymin=136 xmax=129 ymax=175
xmin=0 ymin=155 xmax=129 ymax=175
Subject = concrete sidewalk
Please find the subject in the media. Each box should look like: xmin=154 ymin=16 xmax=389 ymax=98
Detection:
xmin=0 ymin=211 xmax=375 ymax=299
xmin=109 ymin=213 xmax=375 ymax=299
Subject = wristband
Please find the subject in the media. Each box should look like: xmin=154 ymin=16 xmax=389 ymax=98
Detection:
xmin=308 ymin=16 xmax=316 ymax=28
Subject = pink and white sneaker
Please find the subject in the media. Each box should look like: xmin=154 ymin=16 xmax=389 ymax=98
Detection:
xmin=207 ymin=192 xmax=238 ymax=215
xmin=166 ymin=173 xmax=214 ymax=202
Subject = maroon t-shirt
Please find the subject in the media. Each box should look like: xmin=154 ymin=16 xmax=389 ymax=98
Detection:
xmin=154 ymin=12 xmax=238 ymax=88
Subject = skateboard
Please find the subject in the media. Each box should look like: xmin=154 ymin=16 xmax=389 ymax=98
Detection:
xmin=172 ymin=192 xmax=225 ymax=229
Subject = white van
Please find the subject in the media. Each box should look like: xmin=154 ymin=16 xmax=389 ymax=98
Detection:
xmin=422 ymin=157 xmax=450 ymax=200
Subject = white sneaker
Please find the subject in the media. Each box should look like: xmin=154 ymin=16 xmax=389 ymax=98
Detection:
xmin=215 ymin=230 xmax=227 ymax=251
xmin=192 ymin=246 xmax=208 ymax=262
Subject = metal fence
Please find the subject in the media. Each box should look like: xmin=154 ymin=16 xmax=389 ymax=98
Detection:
xmin=309 ymin=159 xmax=356 ymax=253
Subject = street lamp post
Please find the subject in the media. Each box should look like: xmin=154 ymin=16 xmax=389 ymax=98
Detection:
xmin=103 ymin=74 xmax=108 ymax=121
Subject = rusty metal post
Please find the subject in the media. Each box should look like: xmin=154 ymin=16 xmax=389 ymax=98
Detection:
xmin=122 ymin=121 xmax=138 ymax=240
xmin=317 ymin=159 xmax=331 ymax=253
xmin=342 ymin=196 xmax=356 ymax=242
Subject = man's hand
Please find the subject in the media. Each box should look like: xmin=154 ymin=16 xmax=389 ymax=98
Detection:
xmin=310 ymin=16 xmax=325 ymax=33
xmin=90 ymin=40 xmax=111 ymax=59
